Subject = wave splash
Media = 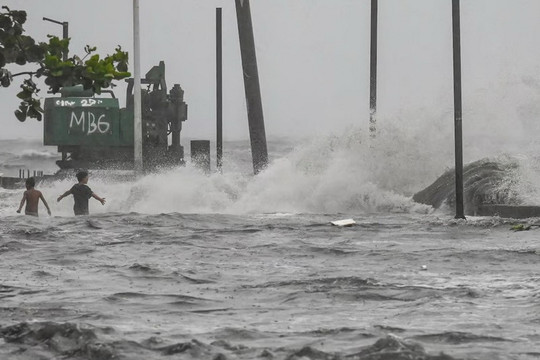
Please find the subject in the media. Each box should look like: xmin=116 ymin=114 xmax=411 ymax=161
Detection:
xmin=4 ymin=111 xmax=540 ymax=216
xmin=90 ymin=127 xmax=435 ymax=215
xmin=2 ymin=128 xmax=436 ymax=216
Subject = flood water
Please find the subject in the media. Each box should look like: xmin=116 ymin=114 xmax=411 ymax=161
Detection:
xmin=1 ymin=138 xmax=539 ymax=359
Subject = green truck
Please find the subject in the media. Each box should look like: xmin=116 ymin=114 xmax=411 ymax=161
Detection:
xmin=43 ymin=61 xmax=187 ymax=171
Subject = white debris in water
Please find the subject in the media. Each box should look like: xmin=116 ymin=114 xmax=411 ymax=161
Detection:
xmin=330 ymin=218 xmax=356 ymax=227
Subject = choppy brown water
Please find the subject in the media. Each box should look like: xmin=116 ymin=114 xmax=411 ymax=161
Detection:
xmin=1 ymin=212 xmax=539 ymax=360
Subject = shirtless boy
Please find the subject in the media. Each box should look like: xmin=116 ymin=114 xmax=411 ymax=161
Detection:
xmin=16 ymin=177 xmax=52 ymax=217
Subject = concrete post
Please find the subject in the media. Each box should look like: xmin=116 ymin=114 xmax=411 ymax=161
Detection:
xmin=191 ymin=140 xmax=211 ymax=174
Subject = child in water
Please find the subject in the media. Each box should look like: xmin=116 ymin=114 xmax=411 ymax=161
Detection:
xmin=57 ymin=170 xmax=106 ymax=215
xmin=16 ymin=177 xmax=52 ymax=217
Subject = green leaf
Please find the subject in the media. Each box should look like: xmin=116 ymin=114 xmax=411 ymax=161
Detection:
xmin=86 ymin=54 xmax=100 ymax=66
xmin=116 ymin=62 xmax=128 ymax=72
xmin=14 ymin=108 xmax=26 ymax=122
xmin=16 ymin=90 xmax=31 ymax=99
xmin=10 ymin=10 xmax=26 ymax=25
xmin=1 ymin=76 xmax=11 ymax=87
xmin=84 ymin=45 xmax=96 ymax=54
xmin=15 ymin=53 xmax=26 ymax=65
xmin=27 ymin=105 xmax=41 ymax=120
xmin=43 ymin=54 xmax=60 ymax=68
xmin=116 ymin=71 xmax=131 ymax=78
xmin=0 ymin=15 xmax=10 ymax=30
xmin=35 ymin=67 xmax=45 ymax=77
xmin=26 ymin=44 xmax=45 ymax=62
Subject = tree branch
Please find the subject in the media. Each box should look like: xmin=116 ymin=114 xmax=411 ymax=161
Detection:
xmin=11 ymin=71 xmax=36 ymax=77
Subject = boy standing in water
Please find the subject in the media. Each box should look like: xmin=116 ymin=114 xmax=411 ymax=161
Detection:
xmin=16 ymin=177 xmax=52 ymax=217
xmin=57 ymin=170 xmax=106 ymax=215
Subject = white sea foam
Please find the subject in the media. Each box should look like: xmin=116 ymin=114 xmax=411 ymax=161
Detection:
xmin=1 ymin=128 xmax=434 ymax=216
xmin=3 ymin=136 xmax=540 ymax=217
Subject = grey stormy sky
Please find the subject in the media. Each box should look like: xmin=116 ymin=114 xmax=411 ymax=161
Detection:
xmin=1 ymin=0 xmax=540 ymax=142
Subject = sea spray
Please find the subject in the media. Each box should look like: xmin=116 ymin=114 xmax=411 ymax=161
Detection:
xmin=1 ymin=131 xmax=434 ymax=215
xmin=4 ymin=104 xmax=540 ymax=216
xmin=229 ymin=130 xmax=433 ymax=214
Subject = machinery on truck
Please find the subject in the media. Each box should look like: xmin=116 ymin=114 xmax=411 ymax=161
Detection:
xmin=43 ymin=61 xmax=187 ymax=171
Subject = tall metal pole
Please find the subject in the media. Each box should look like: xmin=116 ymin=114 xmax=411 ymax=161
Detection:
xmin=42 ymin=17 xmax=69 ymax=61
xmin=62 ymin=22 xmax=68 ymax=61
xmin=235 ymin=0 xmax=268 ymax=175
xmin=452 ymin=0 xmax=465 ymax=219
xmin=133 ymin=0 xmax=143 ymax=172
xmin=216 ymin=8 xmax=223 ymax=173
xmin=369 ymin=0 xmax=378 ymax=137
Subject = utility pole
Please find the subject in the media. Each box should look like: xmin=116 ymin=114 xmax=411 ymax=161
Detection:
xmin=452 ymin=0 xmax=465 ymax=219
xmin=133 ymin=0 xmax=143 ymax=172
xmin=235 ymin=0 xmax=268 ymax=175
xmin=369 ymin=0 xmax=378 ymax=137
xmin=62 ymin=21 xmax=68 ymax=61
xmin=43 ymin=17 xmax=69 ymax=61
xmin=216 ymin=8 xmax=223 ymax=173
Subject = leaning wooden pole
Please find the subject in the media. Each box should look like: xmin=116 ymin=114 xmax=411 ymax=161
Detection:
xmin=235 ymin=0 xmax=268 ymax=175
xmin=369 ymin=0 xmax=378 ymax=137
xmin=452 ymin=0 xmax=465 ymax=219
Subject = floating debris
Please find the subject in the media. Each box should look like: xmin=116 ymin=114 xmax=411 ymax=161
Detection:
xmin=330 ymin=219 xmax=356 ymax=227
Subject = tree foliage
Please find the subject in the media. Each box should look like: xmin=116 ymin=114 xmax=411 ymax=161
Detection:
xmin=0 ymin=6 xmax=131 ymax=121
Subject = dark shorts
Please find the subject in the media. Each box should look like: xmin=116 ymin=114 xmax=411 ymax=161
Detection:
xmin=74 ymin=209 xmax=89 ymax=216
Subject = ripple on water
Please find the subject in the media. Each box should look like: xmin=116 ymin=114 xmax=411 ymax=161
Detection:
xmin=243 ymin=276 xmax=480 ymax=303
xmin=411 ymin=331 xmax=511 ymax=345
